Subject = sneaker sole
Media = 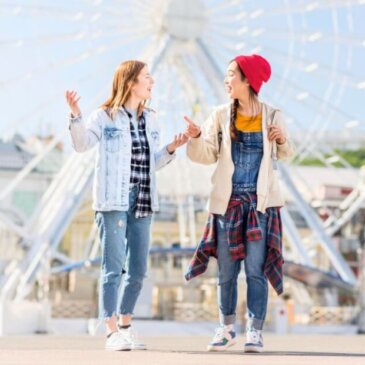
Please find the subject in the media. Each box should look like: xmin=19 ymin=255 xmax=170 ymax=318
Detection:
xmin=131 ymin=345 xmax=147 ymax=350
xmin=244 ymin=345 xmax=263 ymax=353
xmin=207 ymin=340 xmax=237 ymax=352
xmin=105 ymin=345 xmax=132 ymax=351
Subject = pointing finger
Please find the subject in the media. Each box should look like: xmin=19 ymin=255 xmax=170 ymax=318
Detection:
xmin=184 ymin=116 xmax=195 ymax=125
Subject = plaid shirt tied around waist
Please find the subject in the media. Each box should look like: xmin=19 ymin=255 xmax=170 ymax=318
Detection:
xmin=185 ymin=192 xmax=284 ymax=295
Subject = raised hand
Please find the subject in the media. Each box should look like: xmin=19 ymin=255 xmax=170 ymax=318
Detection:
xmin=167 ymin=133 xmax=189 ymax=154
xmin=65 ymin=90 xmax=81 ymax=117
xmin=184 ymin=116 xmax=201 ymax=138
xmin=267 ymin=124 xmax=286 ymax=144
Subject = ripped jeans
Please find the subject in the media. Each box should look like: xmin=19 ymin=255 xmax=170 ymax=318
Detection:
xmin=95 ymin=186 xmax=152 ymax=319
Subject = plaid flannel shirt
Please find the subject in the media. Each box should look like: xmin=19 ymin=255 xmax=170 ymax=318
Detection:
xmin=127 ymin=110 xmax=152 ymax=218
xmin=185 ymin=192 xmax=284 ymax=295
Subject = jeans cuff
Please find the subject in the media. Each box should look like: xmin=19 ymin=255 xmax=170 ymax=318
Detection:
xmin=246 ymin=318 xmax=264 ymax=330
xmin=219 ymin=313 xmax=236 ymax=326
xmin=118 ymin=309 xmax=134 ymax=316
xmin=99 ymin=310 xmax=116 ymax=320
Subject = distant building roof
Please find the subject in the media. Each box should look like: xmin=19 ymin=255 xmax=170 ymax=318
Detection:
xmin=0 ymin=134 xmax=63 ymax=172
xmin=286 ymin=165 xmax=358 ymax=202
xmin=0 ymin=134 xmax=33 ymax=170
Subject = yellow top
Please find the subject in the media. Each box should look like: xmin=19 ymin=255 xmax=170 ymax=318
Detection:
xmin=235 ymin=113 xmax=262 ymax=132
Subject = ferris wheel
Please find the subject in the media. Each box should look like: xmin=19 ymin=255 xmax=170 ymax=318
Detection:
xmin=1 ymin=0 xmax=364 ymax=140
xmin=1 ymin=0 xmax=365 ymax=306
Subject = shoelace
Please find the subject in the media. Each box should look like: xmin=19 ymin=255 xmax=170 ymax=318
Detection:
xmin=247 ymin=329 xmax=261 ymax=342
xmin=121 ymin=327 xmax=139 ymax=342
xmin=212 ymin=327 xmax=226 ymax=342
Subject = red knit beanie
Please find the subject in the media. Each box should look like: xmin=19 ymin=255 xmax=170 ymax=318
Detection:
xmin=234 ymin=54 xmax=271 ymax=93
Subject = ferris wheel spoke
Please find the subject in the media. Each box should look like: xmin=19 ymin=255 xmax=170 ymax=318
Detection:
xmin=0 ymin=26 xmax=148 ymax=47
xmin=0 ymin=2 xmax=132 ymax=23
xmin=194 ymin=38 xmax=232 ymax=76
xmin=6 ymin=57 xmax=120 ymax=130
xmin=267 ymin=94 xmax=356 ymax=169
xmin=206 ymin=12 xmax=248 ymax=24
xmin=221 ymin=25 xmax=365 ymax=48
xmin=207 ymin=0 xmax=246 ymax=15
xmin=250 ymin=0 xmax=364 ymax=18
xmin=0 ymin=3 xmax=96 ymax=21
xmin=269 ymin=73 xmax=357 ymax=126
xmin=0 ymin=33 xmax=150 ymax=89
xmin=230 ymin=34 xmax=364 ymax=89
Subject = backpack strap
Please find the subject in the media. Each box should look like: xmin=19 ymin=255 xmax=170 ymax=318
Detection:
xmin=269 ymin=109 xmax=279 ymax=169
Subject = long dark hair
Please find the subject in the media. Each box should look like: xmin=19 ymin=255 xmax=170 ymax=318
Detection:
xmin=229 ymin=63 xmax=259 ymax=141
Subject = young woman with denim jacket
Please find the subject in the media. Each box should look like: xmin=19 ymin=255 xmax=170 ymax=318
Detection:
xmin=184 ymin=55 xmax=294 ymax=353
xmin=66 ymin=60 xmax=188 ymax=351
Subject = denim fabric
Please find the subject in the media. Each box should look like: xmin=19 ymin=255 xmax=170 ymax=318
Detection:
xmin=69 ymin=108 xmax=175 ymax=212
xmin=231 ymin=131 xmax=263 ymax=193
xmin=95 ymin=186 xmax=152 ymax=318
xmin=216 ymin=210 xmax=268 ymax=329
xmin=217 ymin=130 xmax=268 ymax=330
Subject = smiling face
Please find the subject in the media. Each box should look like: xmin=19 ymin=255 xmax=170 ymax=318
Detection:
xmin=224 ymin=61 xmax=250 ymax=99
xmin=131 ymin=65 xmax=154 ymax=101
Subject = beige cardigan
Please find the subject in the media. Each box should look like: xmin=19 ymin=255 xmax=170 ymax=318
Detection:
xmin=187 ymin=102 xmax=295 ymax=214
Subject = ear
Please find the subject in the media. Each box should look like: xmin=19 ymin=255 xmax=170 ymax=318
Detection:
xmin=243 ymin=78 xmax=250 ymax=87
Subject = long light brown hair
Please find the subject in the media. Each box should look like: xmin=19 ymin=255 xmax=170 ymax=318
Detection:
xmin=101 ymin=60 xmax=147 ymax=119
xmin=229 ymin=61 xmax=260 ymax=141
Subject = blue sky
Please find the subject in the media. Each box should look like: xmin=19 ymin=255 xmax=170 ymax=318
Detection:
xmin=1 ymin=0 xmax=365 ymax=154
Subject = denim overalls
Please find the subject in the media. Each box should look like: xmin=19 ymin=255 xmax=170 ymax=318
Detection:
xmin=216 ymin=130 xmax=269 ymax=331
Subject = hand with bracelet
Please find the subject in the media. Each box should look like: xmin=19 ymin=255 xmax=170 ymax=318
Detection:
xmin=183 ymin=116 xmax=201 ymax=138
xmin=65 ymin=90 xmax=81 ymax=117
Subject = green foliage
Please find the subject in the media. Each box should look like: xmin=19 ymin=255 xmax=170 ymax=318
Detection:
xmin=297 ymin=148 xmax=365 ymax=168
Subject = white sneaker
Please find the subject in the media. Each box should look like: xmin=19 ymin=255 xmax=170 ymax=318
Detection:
xmin=105 ymin=332 xmax=132 ymax=351
xmin=244 ymin=328 xmax=264 ymax=353
xmin=119 ymin=326 xmax=147 ymax=350
xmin=207 ymin=326 xmax=237 ymax=352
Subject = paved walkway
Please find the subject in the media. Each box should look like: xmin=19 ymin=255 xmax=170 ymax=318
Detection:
xmin=1 ymin=334 xmax=365 ymax=365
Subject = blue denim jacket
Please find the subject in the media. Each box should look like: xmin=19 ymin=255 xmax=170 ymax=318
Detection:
xmin=69 ymin=107 xmax=175 ymax=212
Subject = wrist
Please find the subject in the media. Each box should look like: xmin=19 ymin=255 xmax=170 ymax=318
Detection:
xmin=167 ymin=144 xmax=175 ymax=154
xmin=277 ymin=137 xmax=286 ymax=145
xmin=71 ymin=109 xmax=81 ymax=118
xmin=193 ymin=130 xmax=201 ymax=138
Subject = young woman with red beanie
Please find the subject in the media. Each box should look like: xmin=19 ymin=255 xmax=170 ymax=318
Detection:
xmin=184 ymin=54 xmax=294 ymax=353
